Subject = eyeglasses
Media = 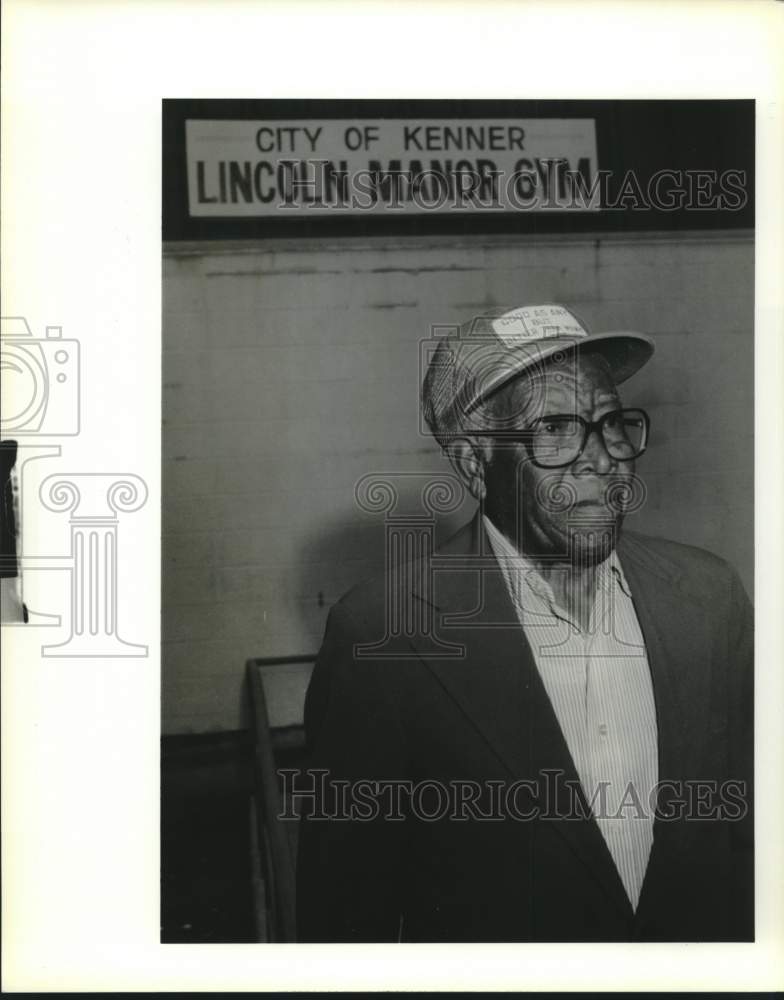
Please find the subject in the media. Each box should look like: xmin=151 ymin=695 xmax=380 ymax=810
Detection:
xmin=486 ymin=407 xmax=650 ymax=469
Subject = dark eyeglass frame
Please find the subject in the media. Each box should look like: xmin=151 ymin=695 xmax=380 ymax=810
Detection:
xmin=481 ymin=407 xmax=651 ymax=469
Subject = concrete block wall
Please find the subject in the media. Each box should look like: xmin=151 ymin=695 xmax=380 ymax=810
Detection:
xmin=163 ymin=232 xmax=753 ymax=733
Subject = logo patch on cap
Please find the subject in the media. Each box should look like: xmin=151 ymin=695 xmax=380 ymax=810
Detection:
xmin=491 ymin=304 xmax=589 ymax=346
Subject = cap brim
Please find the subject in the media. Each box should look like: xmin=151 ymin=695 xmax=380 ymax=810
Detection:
xmin=468 ymin=330 xmax=654 ymax=413
xmin=577 ymin=331 xmax=655 ymax=383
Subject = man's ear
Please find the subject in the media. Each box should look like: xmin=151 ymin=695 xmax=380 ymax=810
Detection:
xmin=444 ymin=437 xmax=490 ymax=501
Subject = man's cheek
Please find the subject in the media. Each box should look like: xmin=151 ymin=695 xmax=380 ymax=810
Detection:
xmin=527 ymin=470 xmax=576 ymax=518
xmin=521 ymin=500 xmax=568 ymax=549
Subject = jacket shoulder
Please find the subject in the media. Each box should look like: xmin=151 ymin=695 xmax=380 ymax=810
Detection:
xmin=330 ymin=570 xmax=390 ymax=638
xmin=620 ymin=529 xmax=746 ymax=600
xmin=330 ymin=517 xmax=476 ymax=633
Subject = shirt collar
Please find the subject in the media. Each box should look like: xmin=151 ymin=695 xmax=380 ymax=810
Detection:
xmin=482 ymin=514 xmax=633 ymax=611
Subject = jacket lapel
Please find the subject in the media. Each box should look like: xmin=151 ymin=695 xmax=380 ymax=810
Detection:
xmin=616 ymin=532 xmax=716 ymax=920
xmin=411 ymin=512 xmax=634 ymax=919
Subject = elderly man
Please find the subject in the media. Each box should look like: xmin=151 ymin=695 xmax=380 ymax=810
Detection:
xmin=296 ymin=304 xmax=753 ymax=943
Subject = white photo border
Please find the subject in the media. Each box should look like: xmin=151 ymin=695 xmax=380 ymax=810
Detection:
xmin=2 ymin=0 xmax=783 ymax=992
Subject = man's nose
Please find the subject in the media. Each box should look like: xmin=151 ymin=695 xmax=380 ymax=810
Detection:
xmin=576 ymin=426 xmax=616 ymax=473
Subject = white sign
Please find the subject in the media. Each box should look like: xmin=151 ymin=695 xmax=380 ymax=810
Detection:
xmin=185 ymin=118 xmax=600 ymax=216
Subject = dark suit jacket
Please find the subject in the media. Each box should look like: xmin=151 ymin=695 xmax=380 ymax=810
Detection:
xmin=296 ymin=515 xmax=754 ymax=942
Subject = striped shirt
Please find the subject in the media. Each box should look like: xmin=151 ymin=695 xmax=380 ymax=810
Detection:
xmin=483 ymin=515 xmax=658 ymax=910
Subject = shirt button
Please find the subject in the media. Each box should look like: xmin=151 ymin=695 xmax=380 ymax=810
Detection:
xmin=598 ymin=723 xmax=608 ymax=736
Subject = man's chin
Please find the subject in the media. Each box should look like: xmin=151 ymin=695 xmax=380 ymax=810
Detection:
xmin=517 ymin=518 xmax=623 ymax=566
xmin=565 ymin=518 xmax=623 ymax=566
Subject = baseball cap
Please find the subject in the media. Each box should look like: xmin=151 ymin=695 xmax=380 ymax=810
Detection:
xmin=421 ymin=303 xmax=654 ymax=446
